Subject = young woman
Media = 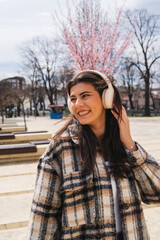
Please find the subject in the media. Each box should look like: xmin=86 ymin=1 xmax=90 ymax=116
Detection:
xmin=28 ymin=70 xmax=160 ymax=240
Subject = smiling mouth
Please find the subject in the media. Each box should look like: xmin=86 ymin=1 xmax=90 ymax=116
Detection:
xmin=78 ymin=110 xmax=90 ymax=116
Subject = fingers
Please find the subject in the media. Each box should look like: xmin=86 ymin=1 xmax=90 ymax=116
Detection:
xmin=111 ymin=109 xmax=119 ymax=121
xmin=111 ymin=106 xmax=127 ymax=122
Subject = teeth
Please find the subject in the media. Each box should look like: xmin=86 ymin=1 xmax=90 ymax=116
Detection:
xmin=79 ymin=111 xmax=89 ymax=116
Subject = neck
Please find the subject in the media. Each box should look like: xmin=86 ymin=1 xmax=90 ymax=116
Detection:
xmin=90 ymin=121 xmax=105 ymax=142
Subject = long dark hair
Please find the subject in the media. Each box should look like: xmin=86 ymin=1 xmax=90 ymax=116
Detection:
xmin=55 ymin=72 xmax=131 ymax=179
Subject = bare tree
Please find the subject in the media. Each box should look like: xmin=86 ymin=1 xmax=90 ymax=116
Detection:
xmin=27 ymin=66 xmax=41 ymax=116
xmin=120 ymin=57 xmax=141 ymax=110
xmin=125 ymin=9 xmax=160 ymax=116
xmin=0 ymin=81 xmax=12 ymax=123
xmin=21 ymin=37 xmax=63 ymax=105
xmin=11 ymin=86 xmax=30 ymax=131
xmin=58 ymin=66 xmax=74 ymax=106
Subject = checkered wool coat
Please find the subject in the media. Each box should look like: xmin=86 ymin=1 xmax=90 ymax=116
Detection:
xmin=28 ymin=125 xmax=160 ymax=240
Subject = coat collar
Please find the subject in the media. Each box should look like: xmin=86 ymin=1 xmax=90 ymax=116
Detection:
xmin=60 ymin=120 xmax=80 ymax=145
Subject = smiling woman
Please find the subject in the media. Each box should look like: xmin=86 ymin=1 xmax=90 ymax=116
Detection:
xmin=28 ymin=70 xmax=160 ymax=240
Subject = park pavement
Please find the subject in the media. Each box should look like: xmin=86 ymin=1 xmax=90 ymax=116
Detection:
xmin=0 ymin=114 xmax=160 ymax=240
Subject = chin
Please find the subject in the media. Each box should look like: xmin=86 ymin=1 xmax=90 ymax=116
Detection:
xmin=77 ymin=118 xmax=90 ymax=125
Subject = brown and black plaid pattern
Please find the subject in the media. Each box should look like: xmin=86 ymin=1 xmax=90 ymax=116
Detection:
xmin=28 ymin=129 xmax=160 ymax=240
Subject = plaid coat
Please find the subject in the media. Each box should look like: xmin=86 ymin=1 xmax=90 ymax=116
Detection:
xmin=28 ymin=126 xmax=160 ymax=240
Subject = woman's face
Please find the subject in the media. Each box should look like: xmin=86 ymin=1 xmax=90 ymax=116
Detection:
xmin=69 ymin=82 xmax=106 ymax=130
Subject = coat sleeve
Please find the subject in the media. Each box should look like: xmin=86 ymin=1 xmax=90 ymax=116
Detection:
xmin=28 ymin=143 xmax=62 ymax=240
xmin=126 ymin=142 xmax=160 ymax=204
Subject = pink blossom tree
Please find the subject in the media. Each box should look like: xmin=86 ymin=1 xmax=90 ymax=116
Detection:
xmin=56 ymin=0 xmax=133 ymax=76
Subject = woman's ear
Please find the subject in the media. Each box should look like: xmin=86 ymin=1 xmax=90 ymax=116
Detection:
xmin=67 ymin=96 xmax=73 ymax=114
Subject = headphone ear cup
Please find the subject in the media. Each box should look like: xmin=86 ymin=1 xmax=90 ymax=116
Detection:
xmin=67 ymin=98 xmax=73 ymax=114
xmin=102 ymin=86 xmax=114 ymax=109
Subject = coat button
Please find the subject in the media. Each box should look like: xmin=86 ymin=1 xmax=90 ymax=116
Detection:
xmin=97 ymin=235 xmax=100 ymax=239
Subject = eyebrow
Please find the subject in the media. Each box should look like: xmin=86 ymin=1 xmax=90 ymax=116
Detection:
xmin=70 ymin=91 xmax=91 ymax=98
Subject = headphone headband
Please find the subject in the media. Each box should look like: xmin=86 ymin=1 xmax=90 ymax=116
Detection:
xmin=73 ymin=70 xmax=111 ymax=86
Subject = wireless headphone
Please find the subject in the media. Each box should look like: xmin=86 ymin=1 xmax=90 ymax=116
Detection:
xmin=68 ymin=70 xmax=114 ymax=113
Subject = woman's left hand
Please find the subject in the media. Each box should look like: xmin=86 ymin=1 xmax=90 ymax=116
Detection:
xmin=111 ymin=106 xmax=137 ymax=151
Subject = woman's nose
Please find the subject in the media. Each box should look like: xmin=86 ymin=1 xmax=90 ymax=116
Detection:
xmin=75 ymin=98 xmax=84 ymax=107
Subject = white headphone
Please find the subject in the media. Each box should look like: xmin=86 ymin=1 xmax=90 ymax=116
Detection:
xmin=68 ymin=70 xmax=114 ymax=113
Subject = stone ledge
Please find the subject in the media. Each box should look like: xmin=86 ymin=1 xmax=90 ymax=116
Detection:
xmin=0 ymin=127 xmax=26 ymax=133
xmin=0 ymin=132 xmax=51 ymax=144
xmin=0 ymin=145 xmax=47 ymax=163
xmin=0 ymin=190 xmax=34 ymax=197
xmin=0 ymin=124 xmax=17 ymax=127
xmin=0 ymin=221 xmax=28 ymax=231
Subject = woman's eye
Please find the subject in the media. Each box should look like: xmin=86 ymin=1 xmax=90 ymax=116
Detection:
xmin=82 ymin=94 xmax=89 ymax=98
xmin=70 ymin=98 xmax=76 ymax=102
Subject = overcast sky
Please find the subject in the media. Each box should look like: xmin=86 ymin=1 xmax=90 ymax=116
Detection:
xmin=0 ymin=0 xmax=160 ymax=77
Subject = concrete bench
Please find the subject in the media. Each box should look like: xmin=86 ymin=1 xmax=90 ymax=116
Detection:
xmin=13 ymin=131 xmax=48 ymax=135
xmin=0 ymin=144 xmax=47 ymax=163
xmin=30 ymin=140 xmax=50 ymax=145
xmin=0 ymin=132 xmax=51 ymax=145
xmin=0 ymin=133 xmax=15 ymax=140
xmin=0 ymin=131 xmax=48 ymax=139
xmin=0 ymin=126 xmax=26 ymax=133
xmin=0 ymin=144 xmax=37 ymax=155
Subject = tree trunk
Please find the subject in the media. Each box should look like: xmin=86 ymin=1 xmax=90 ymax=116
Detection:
xmin=145 ymin=78 xmax=150 ymax=116
xmin=48 ymin=92 xmax=54 ymax=105
xmin=128 ymin=93 xmax=134 ymax=109
xmin=1 ymin=108 xmax=4 ymax=124
xmin=22 ymin=102 xmax=27 ymax=131
xmin=35 ymin=102 xmax=39 ymax=116
xmin=33 ymin=100 xmax=39 ymax=116
xmin=30 ymin=100 xmax=33 ymax=116
xmin=150 ymin=92 xmax=155 ymax=109
xmin=43 ymin=101 xmax=45 ymax=116
xmin=17 ymin=104 xmax=21 ymax=116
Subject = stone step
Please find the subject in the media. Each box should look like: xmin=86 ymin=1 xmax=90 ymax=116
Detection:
xmin=0 ymin=227 xmax=28 ymax=240
xmin=0 ymin=161 xmax=37 ymax=177
xmin=0 ymin=175 xmax=35 ymax=196
xmin=0 ymin=193 xmax=33 ymax=227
